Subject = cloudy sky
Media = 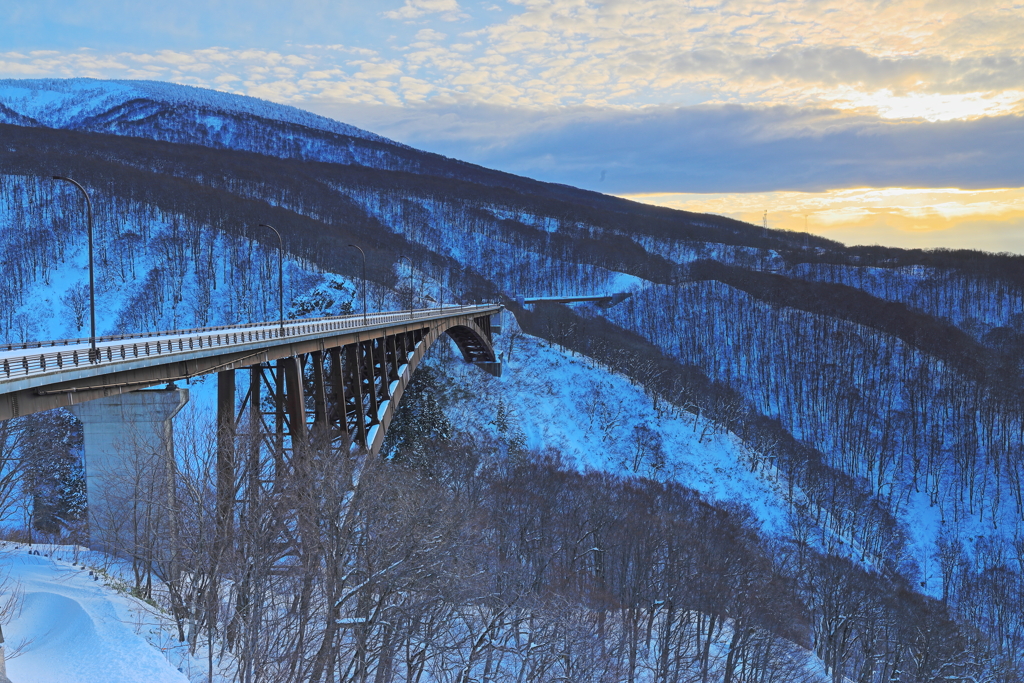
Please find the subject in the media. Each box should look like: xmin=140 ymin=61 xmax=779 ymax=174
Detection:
xmin=2 ymin=0 xmax=1022 ymax=250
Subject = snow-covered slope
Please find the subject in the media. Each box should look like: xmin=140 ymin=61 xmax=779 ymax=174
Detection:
xmin=438 ymin=320 xmax=794 ymax=534
xmin=0 ymin=78 xmax=419 ymax=171
xmin=0 ymin=79 xmax=391 ymax=144
xmin=0 ymin=102 xmax=38 ymax=127
xmin=0 ymin=543 xmax=204 ymax=683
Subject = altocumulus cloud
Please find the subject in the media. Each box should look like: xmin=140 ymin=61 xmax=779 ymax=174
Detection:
xmin=382 ymin=0 xmax=468 ymax=22
xmin=668 ymin=47 xmax=1024 ymax=95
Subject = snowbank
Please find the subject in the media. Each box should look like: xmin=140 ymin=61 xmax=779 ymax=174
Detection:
xmin=1 ymin=545 xmax=187 ymax=683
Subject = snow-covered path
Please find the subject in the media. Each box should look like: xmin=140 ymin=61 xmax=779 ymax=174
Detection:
xmin=2 ymin=545 xmax=187 ymax=683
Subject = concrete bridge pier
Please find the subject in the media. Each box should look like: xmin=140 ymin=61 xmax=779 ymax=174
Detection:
xmin=69 ymin=387 xmax=189 ymax=552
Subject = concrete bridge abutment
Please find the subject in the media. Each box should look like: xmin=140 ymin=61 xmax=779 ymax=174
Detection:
xmin=69 ymin=387 xmax=189 ymax=552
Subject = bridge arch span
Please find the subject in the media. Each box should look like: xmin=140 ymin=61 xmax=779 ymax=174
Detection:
xmin=366 ymin=313 xmax=501 ymax=455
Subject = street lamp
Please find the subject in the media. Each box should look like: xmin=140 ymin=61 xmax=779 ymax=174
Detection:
xmin=257 ymin=224 xmax=285 ymax=337
xmin=348 ymin=244 xmax=367 ymax=325
xmin=51 ymin=176 xmax=99 ymax=362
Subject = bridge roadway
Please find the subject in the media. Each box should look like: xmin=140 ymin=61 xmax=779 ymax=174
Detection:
xmin=521 ymin=293 xmax=632 ymax=307
xmin=0 ymin=303 xmax=503 ymax=424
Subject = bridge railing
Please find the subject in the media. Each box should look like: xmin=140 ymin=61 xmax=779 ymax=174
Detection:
xmin=0 ymin=303 xmax=500 ymax=381
xmin=0 ymin=301 xmax=502 ymax=352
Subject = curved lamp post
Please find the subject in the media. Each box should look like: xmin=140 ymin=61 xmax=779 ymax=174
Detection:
xmin=257 ymin=224 xmax=286 ymax=337
xmin=348 ymin=244 xmax=367 ymax=325
xmin=51 ymin=176 xmax=99 ymax=362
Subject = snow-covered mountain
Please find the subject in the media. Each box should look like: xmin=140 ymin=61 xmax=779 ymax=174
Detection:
xmin=0 ymin=78 xmax=415 ymax=168
xmin=0 ymin=79 xmax=386 ymax=141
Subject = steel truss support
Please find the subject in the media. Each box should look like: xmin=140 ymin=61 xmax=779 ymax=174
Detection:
xmin=216 ymin=370 xmax=236 ymax=548
xmin=213 ymin=315 xmax=497 ymax=524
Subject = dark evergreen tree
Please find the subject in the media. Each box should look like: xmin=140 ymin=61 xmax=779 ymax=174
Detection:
xmin=381 ymin=365 xmax=453 ymax=471
xmin=21 ymin=410 xmax=86 ymax=534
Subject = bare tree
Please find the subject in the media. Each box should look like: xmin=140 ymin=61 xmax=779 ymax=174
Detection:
xmin=60 ymin=281 xmax=90 ymax=332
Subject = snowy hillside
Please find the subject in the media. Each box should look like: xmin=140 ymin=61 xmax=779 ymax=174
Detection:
xmin=0 ymin=176 xmax=360 ymax=343
xmin=0 ymin=78 xmax=392 ymax=144
xmin=0 ymin=78 xmax=427 ymax=172
xmin=441 ymin=318 xmax=794 ymax=531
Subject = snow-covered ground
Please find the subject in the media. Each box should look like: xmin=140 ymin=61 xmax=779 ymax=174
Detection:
xmin=440 ymin=316 xmax=794 ymax=535
xmin=0 ymin=542 xmax=223 ymax=683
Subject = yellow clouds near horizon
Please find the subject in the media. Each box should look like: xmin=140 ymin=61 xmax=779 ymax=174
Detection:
xmin=622 ymin=188 xmax=1024 ymax=254
xmin=816 ymin=88 xmax=1024 ymax=122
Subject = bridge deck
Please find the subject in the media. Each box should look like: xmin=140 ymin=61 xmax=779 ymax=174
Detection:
xmin=0 ymin=304 xmax=502 ymax=421
xmin=522 ymin=293 xmax=631 ymax=306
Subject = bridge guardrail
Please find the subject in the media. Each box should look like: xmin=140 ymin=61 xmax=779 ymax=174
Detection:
xmin=0 ymin=301 xmax=502 ymax=351
xmin=0 ymin=303 xmax=501 ymax=382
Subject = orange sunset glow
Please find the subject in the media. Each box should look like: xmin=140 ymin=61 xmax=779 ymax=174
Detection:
xmin=625 ymin=187 xmax=1024 ymax=253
